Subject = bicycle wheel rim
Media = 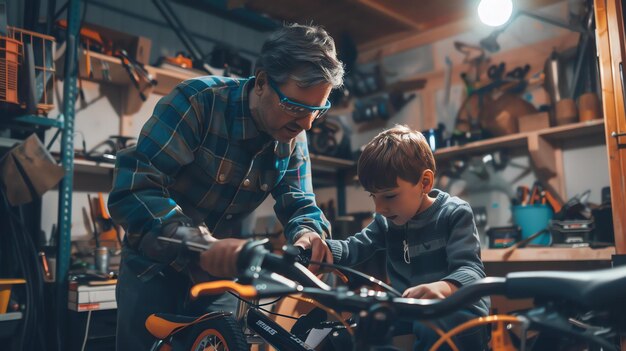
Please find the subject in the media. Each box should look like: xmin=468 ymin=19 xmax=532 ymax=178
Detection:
xmin=190 ymin=328 xmax=229 ymax=351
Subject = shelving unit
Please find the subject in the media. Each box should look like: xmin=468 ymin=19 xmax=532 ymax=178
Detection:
xmin=434 ymin=119 xmax=605 ymax=161
xmin=70 ymin=49 xmax=228 ymax=116
xmin=434 ymin=119 xmax=605 ymax=203
xmin=309 ymin=154 xmax=356 ymax=216
xmin=310 ymin=153 xmax=355 ymax=172
xmin=66 ymin=153 xmax=354 ymax=195
xmin=482 ymin=246 xmax=615 ymax=262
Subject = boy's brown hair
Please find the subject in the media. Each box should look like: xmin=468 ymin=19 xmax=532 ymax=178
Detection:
xmin=358 ymin=124 xmax=436 ymax=192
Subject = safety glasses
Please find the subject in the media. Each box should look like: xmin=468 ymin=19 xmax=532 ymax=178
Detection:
xmin=268 ymin=79 xmax=331 ymax=119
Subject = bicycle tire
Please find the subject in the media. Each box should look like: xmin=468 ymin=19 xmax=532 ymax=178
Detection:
xmin=182 ymin=316 xmax=249 ymax=351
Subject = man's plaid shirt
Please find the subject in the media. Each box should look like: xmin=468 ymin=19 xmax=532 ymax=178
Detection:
xmin=108 ymin=76 xmax=330 ymax=249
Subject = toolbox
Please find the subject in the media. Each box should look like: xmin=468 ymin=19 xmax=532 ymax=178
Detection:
xmin=549 ymin=219 xmax=594 ymax=246
xmin=487 ymin=226 xmax=521 ymax=248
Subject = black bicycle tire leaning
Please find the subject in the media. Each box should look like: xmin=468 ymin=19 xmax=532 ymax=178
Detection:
xmin=182 ymin=316 xmax=249 ymax=351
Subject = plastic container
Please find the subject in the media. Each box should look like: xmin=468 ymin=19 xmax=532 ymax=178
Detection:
xmin=511 ymin=204 xmax=553 ymax=246
xmin=7 ymin=27 xmax=56 ymax=114
xmin=0 ymin=279 xmax=26 ymax=314
xmin=0 ymin=36 xmax=22 ymax=106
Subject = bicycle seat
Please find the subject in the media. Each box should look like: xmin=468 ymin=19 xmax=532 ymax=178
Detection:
xmin=505 ymin=265 xmax=626 ymax=310
xmin=145 ymin=311 xmax=229 ymax=339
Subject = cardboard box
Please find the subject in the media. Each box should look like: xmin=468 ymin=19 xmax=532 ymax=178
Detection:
xmin=59 ymin=20 xmax=152 ymax=65
xmin=518 ymin=112 xmax=550 ymax=133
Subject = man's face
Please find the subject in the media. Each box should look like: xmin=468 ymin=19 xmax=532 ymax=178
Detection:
xmin=369 ymin=176 xmax=427 ymax=226
xmin=255 ymin=74 xmax=333 ymax=143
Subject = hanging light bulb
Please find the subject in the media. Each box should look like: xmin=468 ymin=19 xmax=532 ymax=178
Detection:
xmin=477 ymin=0 xmax=514 ymax=27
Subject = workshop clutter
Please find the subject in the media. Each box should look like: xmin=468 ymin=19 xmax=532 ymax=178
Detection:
xmin=450 ymin=38 xmax=601 ymax=148
xmin=0 ymin=26 xmax=55 ymax=115
xmin=0 ymin=134 xmax=65 ymax=206
xmin=307 ymin=116 xmax=352 ymax=160
xmin=346 ymin=61 xmax=425 ymax=124
xmin=510 ymin=182 xmax=561 ymax=246
xmin=508 ymin=182 xmax=606 ymax=248
xmin=56 ymin=20 xmax=151 ymax=65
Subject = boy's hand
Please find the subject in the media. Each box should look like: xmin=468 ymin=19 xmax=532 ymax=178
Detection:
xmin=402 ymin=281 xmax=459 ymax=299
xmin=293 ymin=232 xmax=333 ymax=274
xmin=198 ymin=238 xmax=247 ymax=278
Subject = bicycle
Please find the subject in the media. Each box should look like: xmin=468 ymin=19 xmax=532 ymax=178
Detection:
xmin=145 ymin=238 xmax=626 ymax=350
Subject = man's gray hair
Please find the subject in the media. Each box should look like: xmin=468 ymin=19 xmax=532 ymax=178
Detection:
xmin=255 ymin=23 xmax=344 ymax=88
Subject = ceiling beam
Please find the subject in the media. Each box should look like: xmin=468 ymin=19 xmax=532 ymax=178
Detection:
xmin=358 ymin=18 xmax=475 ymax=63
xmin=353 ymin=0 xmax=424 ymax=30
xmin=357 ymin=0 xmax=567 ymax=63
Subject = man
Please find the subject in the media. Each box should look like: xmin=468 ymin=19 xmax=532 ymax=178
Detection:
xmin=108 ymin=23 xmax=344 ymax=350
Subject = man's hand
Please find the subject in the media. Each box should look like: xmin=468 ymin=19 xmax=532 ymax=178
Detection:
xmin=198 ymin=238 xmax=247 ymax=278
xmin=402 ymin=281 xmax=459 ymax=299
xmin=293 ymin=232 xmax=332 ymax=274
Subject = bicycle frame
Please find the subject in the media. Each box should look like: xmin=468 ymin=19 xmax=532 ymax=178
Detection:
xmin=243 ymin=306 xmax=314 ymax=350
xmin=152 ymin=237 xmax=626 ymax=351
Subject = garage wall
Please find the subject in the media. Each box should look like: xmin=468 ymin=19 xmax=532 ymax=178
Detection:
xmin=10 ymin=0 xmax=608 ymax=242
xmin=10 ymin=0 xmax=270 ymax=241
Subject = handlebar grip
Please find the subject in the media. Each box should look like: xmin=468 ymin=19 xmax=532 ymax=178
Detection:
xmin=295 ymin=247 xmax=312 ymax=266
xmin=190 ymin=281 xmax=257 ymax=299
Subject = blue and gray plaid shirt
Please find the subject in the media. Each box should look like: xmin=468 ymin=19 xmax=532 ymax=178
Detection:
xmin=108 ymin=76 xmax=330 ymax=250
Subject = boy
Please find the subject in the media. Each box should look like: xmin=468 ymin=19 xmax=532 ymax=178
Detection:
xmin=324 ymin=125 xmax=490 ymax=351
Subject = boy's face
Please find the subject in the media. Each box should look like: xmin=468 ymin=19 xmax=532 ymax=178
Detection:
xmin=369 ymin=176 xmax=429 ymax=226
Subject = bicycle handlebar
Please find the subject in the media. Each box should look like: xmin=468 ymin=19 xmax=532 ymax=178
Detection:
xmin=159 ymin=236 xmax=626 ymax=326
xmin=234 ymin=240 xmax=626 ymax=322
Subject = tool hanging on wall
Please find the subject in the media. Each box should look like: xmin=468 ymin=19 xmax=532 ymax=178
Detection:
xmin=115 ymin=49 xmax=157 ymax=101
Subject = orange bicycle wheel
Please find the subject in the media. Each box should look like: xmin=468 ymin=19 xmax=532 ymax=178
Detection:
xmin=184 ymin=316 xmax=248 ymax=351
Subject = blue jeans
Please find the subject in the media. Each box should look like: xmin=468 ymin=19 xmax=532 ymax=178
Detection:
xmin=394 ymin=310 xmax=489 ymax=351
xmin=115 ymin=248 xmax=238 ymax=351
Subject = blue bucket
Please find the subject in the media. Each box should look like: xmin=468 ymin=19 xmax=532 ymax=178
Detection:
xmin=511 ymin=204 xmax=553 ymax=246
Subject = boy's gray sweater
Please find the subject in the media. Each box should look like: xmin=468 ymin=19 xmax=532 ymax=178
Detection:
xmin=326 ymin=189 xmax=490 ymax=316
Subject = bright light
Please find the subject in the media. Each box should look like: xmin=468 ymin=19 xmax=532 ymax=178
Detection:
xmin=477 ymin=0 xmax=513 ymax=27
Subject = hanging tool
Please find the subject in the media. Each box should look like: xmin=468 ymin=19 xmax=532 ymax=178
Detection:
xmin=487 ymin=62 xmax=506 ymax=82
xmin=115 ymin=49 xmax=158 ymax=101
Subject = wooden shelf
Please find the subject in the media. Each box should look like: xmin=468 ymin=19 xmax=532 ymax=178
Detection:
xmin=434 ymin=133 xmax=528 ymax=162
xmin=434 ymin=119 xmax=606 ymax=201
xmin=482 ymin=246 xmax=615 ymax=262
xmin=68 ymin=154 xmax=351 ymax=191
xmin=147 ymin=65 xmax=197 ymax=95
xmin=65 ymin=50 xmax=198 ymax=115
xmin=72 ymin=158 xmax=115 ymax=174
xmin=536 ymin=119 xmax=605 ymax=141
xmin=74 ymin=50 xmax=232 ymax=96
xmin=434 ymin=120 xmax=605 ymax=163
xmin=310 ymin=154 xmax=355 ymax=171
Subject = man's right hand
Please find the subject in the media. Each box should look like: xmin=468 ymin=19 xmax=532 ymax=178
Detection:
xmin=198 ymin=238 xmax=247 ymax=278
